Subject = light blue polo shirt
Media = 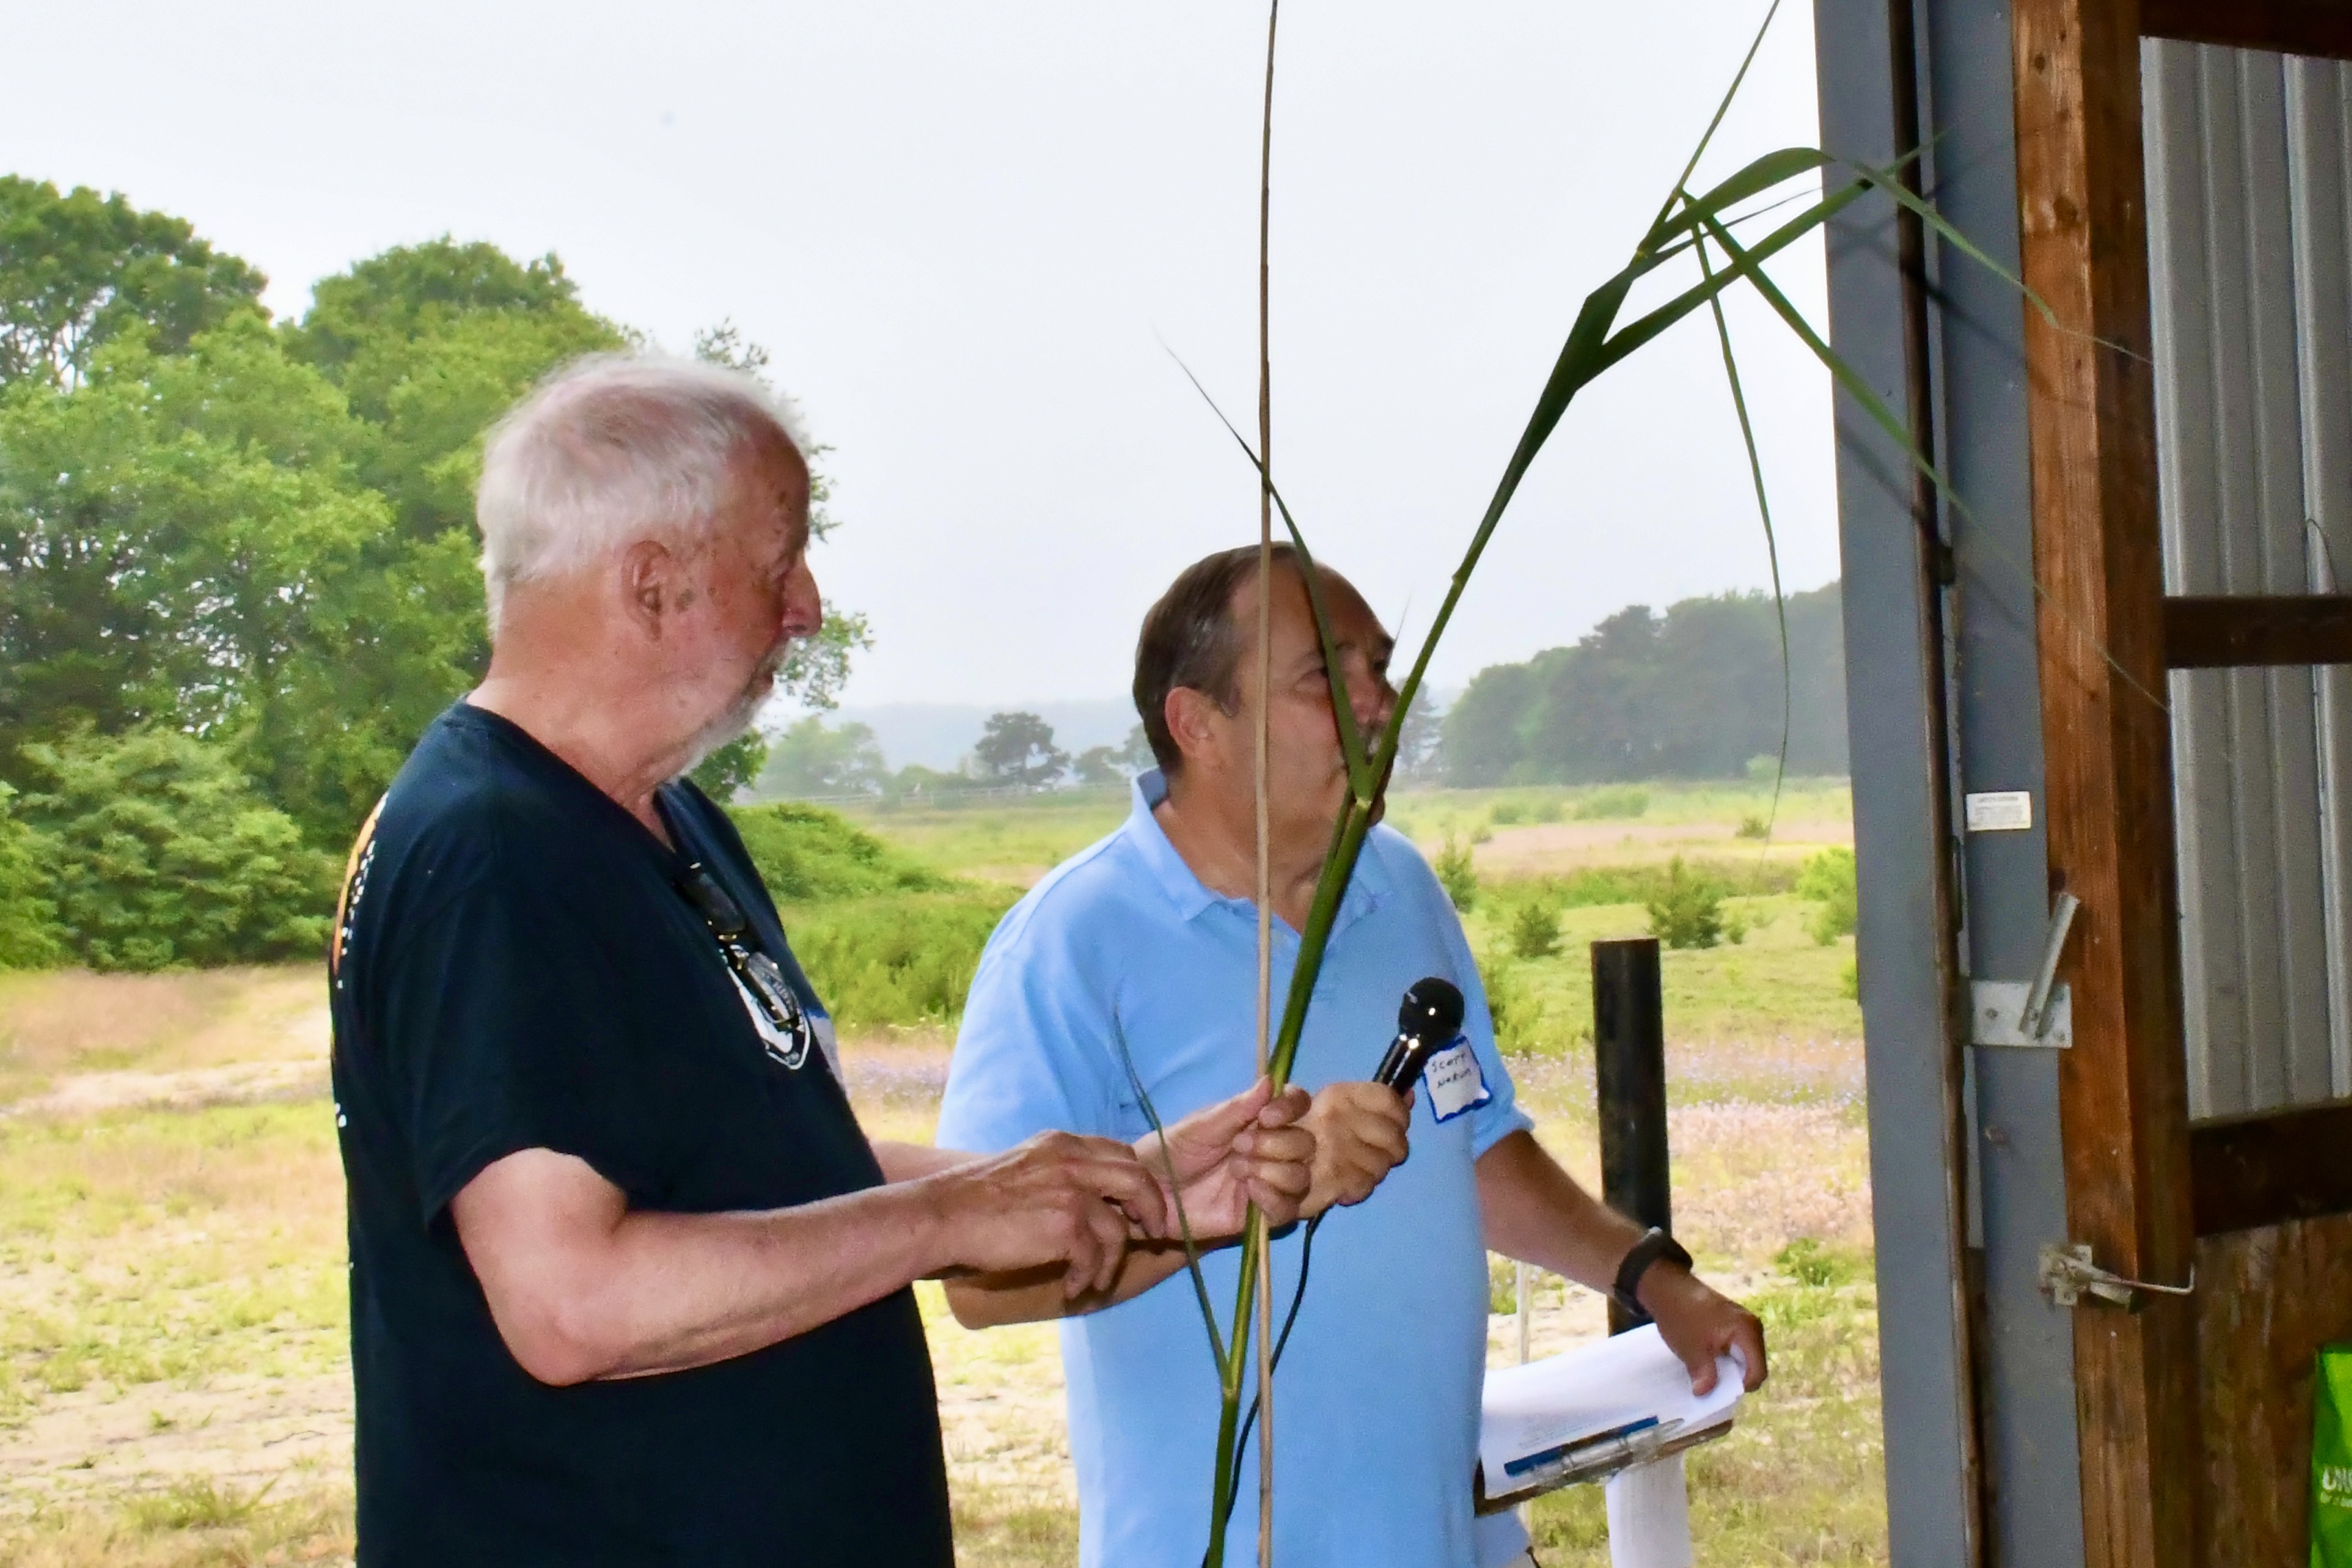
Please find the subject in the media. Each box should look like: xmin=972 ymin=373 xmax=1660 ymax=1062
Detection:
xmin=936 ymin=771 xmax=1533 ymax=1568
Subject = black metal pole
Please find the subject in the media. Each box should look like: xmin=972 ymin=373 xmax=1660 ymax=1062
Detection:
xmin=1591 ymin=936 xmax=1669 ymax=1334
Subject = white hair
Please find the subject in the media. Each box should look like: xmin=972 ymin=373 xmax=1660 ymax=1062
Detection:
xmin=474 ymin=354 xmax=809 ymax=626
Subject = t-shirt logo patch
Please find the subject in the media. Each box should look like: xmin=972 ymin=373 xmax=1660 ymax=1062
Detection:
xmin=729 ymin=951 xmax=816 ymax=1071
xmin=1424 ymin=1034 xmax=1491 ymax=1123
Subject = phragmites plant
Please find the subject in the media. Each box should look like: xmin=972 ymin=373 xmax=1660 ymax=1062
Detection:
xmin=1134 ymin=4 xmax=2073 ymax=1563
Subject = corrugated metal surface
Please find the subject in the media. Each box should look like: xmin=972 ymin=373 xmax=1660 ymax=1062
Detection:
xmin=2144 ymin=39 xmax=2352 ymax=1118
xmin=2287 ymin=59 xmax=2352 ymax=1103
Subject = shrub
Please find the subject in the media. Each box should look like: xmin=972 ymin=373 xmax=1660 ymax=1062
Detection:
xmin=1645 ymin=857 xmax=1724 ymax=950
xmin=729 ymin=802 xmax=949 ymax=903
xmin=1574 ymin=786 xmax=1649 ymax=821
xmin=1480 ymin=953 xmax=1539 ymax=1052
xmin=1797 ymin=846 xmax=1858 ymax=945
xmin=1508 ymin=900 xmax=1561 ymax=960
xmin=14 ymin=729 xmax=335 ymax=970
xmin=1491 ymin=800 xmax=1526 ymax=826
xmin=0 ymin=784 xmax=63 ymax=968
xmin=1774 ymin=1237 xmax=1863 ymax=1290
xmin=1435 ymin=835 xmax=1478 ymax=911
xmin=784 ymin=891 xmax=1016 ymax=1029
xmin=1734 ymin=813 xmax=1769 ymax=840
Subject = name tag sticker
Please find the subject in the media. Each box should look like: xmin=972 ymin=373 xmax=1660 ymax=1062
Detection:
xmin=1424 ymin=1034 xmax=1492 ymax=1123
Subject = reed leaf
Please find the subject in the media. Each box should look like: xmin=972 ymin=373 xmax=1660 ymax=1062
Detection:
xmin=1691 ymin=220 xmax=1792 ymax=839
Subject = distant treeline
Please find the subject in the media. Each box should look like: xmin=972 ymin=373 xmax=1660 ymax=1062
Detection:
xmin=1438 ymin=583 xmax=1847 ymax=786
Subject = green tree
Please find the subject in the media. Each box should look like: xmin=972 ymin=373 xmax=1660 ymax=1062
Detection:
xmin=1438 ymin=584 xmax=1849 ymax=786
xmin=0 ymin=321 xmax=476 ymax=846
xmin=1645 ymin=857 xmax=1725 ymax=950
xmin=0 ymin=176 xmax=266 ymax=390
xmin=971 ymin=712 xmax=1066 ymax=788
xmin=1797 ymin=846 xmax=1858 ymax=945
xmin=1434 ymin=834 xmax=1478 ymax=911
xmin=690 ymin=733 xmax=769 ymax=804
xmin=0 ymin=782 xmax=61 ymax=967
xmin=1508 ymin=899 xmax=1561 ymax=960
xmin=1392 ymin=686 xmax=1444 ymax=784
xmin=15 ymin=728 xmax=334 ymax=970
xmin=691 ymin=321 xmax=872 ymax=711
xmin=285 ymin=237 xmax=591 ymax=382
xmin=758 ymin=717 xmax=888 ymax=799
xmin=1071 ymin=745 xmax=1126 ymax=786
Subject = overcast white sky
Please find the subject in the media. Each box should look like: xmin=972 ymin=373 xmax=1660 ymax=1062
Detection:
xmin=5 ymin=1 xmax=1838 ymax=710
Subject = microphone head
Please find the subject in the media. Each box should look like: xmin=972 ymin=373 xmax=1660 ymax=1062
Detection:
xmin=1399 ymin=976 xmax=1465 ymax=1042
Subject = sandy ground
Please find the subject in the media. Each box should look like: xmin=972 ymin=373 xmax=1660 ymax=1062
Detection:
xmin=1470 ymin=818 xmax=1854 ymax=877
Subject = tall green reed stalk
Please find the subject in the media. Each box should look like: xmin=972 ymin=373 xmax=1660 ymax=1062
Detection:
xmin=1156 ymin=5 xmax=2085 ymax=1561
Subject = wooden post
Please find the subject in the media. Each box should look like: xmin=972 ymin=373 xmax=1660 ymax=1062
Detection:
xmin=1592 ymin=938 xmax=1671 ymax=1336
xmin=2009 ymin=2 xmax=2201 ymax=1565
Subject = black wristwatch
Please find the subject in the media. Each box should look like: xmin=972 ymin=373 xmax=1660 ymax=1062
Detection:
xmin=1612 ymin=1226 xmax=1693 ymax=1318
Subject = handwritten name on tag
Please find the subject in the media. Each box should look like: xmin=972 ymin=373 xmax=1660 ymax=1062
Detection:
xmin=1425 ymin=1035 xmax=1493 ymax=1123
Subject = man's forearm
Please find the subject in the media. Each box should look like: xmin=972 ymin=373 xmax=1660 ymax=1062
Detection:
xmin=942 ymin=1239 xmax=1207 ymax=1329
xmin=888 ymin=1138 xmax=1184 ymax=1325
xmin=1475 ymin=1129 xmax=1647 ymax=1292
xmin=872 ymin=1139 xmax=978 ymax=1184
xmin=457 ymin=1151 xmax=967 ymax=1385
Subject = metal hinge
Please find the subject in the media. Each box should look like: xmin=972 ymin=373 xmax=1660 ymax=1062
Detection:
xmin=2037 ymin=1243 xmax=2197 ymax=1310
xmin=1970 ymin=892 xmax=2080 ymax=1048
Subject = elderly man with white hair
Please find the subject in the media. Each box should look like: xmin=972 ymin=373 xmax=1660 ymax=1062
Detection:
xmin=327 ymin=355 xmax=1317 ymax=1567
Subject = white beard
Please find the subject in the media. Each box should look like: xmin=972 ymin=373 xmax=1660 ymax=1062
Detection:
xmin=677 ymin=640 xmax=789 ymax=777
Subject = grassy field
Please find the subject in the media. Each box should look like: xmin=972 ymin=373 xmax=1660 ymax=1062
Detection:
xmin=0 ymin=782 xmax=1881 ymax=1567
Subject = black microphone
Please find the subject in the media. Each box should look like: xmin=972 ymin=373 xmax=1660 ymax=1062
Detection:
xmin=1372 ymin=977 xmax=1466 ymax=1096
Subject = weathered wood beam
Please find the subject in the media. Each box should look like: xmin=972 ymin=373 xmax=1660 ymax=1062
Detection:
xmin=2139 ymin=0 xmax=2352 ymax=60
xmin=2162 ymin=595 xmax=2352 ymax=667
xmin=2195 ymin=1214 xmax=2352 ymax=1562
xmin=2011 ymin=1 xmax=2203 ymax=1565
xmin=2188 ymin=1099 xmax=2352 ymax=1234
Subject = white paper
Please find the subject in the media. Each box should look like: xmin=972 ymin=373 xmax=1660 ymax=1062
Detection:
xmin=1605 ymin=1455 xmax=1693 ymax=1568
xmin=1477 ymin=1323 xmax=1742 ymax=1490
xmin=1964 ymin=790 xmax=2034 ymax=832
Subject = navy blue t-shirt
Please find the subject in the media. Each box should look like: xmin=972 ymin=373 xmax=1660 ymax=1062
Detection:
xmin=329 ymin=702 xmax=952 ymax=1566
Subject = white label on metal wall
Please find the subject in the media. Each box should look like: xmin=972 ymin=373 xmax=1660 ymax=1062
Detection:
xmin=1964 ymin=791 xmax=2034 ymax=833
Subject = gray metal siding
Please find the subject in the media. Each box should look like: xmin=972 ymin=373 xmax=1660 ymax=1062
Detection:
xmin=2143 ymin=38 xmax=2352 ymax=1117
xmin=2286 ymin=59 xmax=2352 ymax=1098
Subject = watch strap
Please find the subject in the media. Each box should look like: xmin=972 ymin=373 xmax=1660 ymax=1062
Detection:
xmin=1611 ymin=1226 xmax=1693 ymax=1318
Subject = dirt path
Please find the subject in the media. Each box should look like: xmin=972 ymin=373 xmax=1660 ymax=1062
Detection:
xmin=0 ymin=1372 xmax=352 ymax=1521
xmin=3 ymin=1057 xmax=329 ymax=1119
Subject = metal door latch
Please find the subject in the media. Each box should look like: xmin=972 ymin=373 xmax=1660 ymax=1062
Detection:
xmin=1970 ymin=893 xmax=2082 ymax=1048
xmin=2037 ymin=1243 xmax=2197 ymax=1310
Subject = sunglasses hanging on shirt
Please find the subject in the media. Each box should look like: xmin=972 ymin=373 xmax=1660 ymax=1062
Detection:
xmin=677 ymin=863 xmax=815 ymax=1071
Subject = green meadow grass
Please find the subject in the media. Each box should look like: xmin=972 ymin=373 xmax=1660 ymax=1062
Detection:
xmin=838 ymin=791 xmax=1132 ymax=885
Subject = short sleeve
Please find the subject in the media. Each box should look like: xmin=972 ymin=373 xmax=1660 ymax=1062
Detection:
xmin=936 ymin=900 xmax=1123 ymax=1154
xmin=1451 ymin=948 xmax=1536 ymax=1158
xmin=365 ymin=847 xmax=657 ymax=1227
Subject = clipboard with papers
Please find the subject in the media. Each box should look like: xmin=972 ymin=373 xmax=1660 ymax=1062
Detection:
xmin=1474 ymin=1323 xmax=1745 ymax=1512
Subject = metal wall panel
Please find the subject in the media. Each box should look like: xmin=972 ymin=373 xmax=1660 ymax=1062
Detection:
xmin=2143 ymin=38 xmax=2346 ymax=1116
xmin=2284 ymin=58 xmax=2352 ymax=1098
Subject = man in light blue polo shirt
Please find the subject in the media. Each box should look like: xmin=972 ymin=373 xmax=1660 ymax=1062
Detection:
xmin=936 ymin=545 xmax=1767 ymax=1568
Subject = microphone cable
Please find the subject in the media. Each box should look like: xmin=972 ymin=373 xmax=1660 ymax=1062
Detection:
xmin=1212 ymin=976 xmax=1467 ymax=1539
